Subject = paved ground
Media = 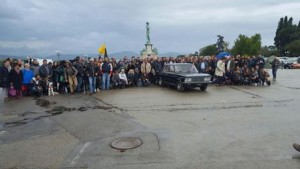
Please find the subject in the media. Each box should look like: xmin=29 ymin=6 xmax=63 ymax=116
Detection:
xmin=0 ymin=69 xmax=300 ymax=169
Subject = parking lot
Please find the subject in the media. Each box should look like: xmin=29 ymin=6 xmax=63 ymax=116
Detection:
xmin=0 ymin=69 xmax=300 ymax=169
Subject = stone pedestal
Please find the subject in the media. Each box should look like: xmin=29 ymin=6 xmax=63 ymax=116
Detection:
xmin=141 ymin=43 xmax=158 ymax=59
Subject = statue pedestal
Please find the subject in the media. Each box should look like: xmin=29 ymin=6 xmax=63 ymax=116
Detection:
xmin=141 ymin=43 xmax=158 ymax=59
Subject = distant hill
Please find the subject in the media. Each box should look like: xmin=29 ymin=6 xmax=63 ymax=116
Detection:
xmin=0 ymin=54 xmax=25 ymax=60
xmin=160 ymin=52 xmax=184 ymax=57
xmin=109 ymin=51 xmax=139 ymax=60
xmin=45 ymin=51 xmax=139 ymax=61
xmin=0 ymin=51 xmax=184 ymax=61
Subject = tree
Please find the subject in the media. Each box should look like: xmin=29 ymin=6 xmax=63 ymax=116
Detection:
xmin=199 ymin=44 xmax=218 ymax=56
xmin=286 ymin=40 xmax=300 ymax=56
xmin=274 ymin=16 xmax=300 ymax=56
xmin=177 ymin=55 xmax=185 ymax=58
xmin=231 ymin=34 xmax=261 ymax=56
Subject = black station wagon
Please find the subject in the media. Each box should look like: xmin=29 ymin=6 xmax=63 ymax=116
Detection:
xmin=158 ymin=63 xmax=212 ymax=91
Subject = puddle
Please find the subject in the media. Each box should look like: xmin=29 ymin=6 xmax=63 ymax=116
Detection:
xmin=92 ymin=106 xmax=112 ymax=110
xmin=19 ymin=111 xmax=38 ymax=117
xmin=35 ymin=99 xmax=56 ymax=108
xmin=78 ymin=107 xmax=88 ymax=112
xmin=3 ymin=104 xmax=113 ymax=128
xmin=46 ymin=106 xmax=76 ymax=115
xmin=77 ymin=106 xmax=112 ymax=112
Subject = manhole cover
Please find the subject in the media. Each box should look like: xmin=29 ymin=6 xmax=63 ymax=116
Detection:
xmin=110 ymin=137 xmax=143 ymax=150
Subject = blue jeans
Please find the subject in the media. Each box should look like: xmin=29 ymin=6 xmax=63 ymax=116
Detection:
xmin=89 ymin=77 xmax=96 ymax=93
xmin=102 ymin=73 xmax=110 ymax=90
xmin=272 ymin=67 xmax=278 ymax=79
xmin=76 ymin=75 xmax=83 ymax=92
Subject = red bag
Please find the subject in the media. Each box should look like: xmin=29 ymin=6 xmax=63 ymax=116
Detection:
xmin=9 ymin=86 xmax=17 ymax=97
xmin=22 ymin=85 xmax=27 ymax=92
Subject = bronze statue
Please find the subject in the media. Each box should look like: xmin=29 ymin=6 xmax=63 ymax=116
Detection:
xmin=146 ymin=22 xmax=150 ymax=43
xmin=216 ymin=35 xmax=225 ymax=52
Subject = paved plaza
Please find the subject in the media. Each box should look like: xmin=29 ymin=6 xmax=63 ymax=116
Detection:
xmin=0 ymin=69 xmax=300 ymax=169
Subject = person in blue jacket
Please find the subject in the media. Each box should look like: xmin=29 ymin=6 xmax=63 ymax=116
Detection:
xmin=22 ymin=63 xmax=34 ymax=95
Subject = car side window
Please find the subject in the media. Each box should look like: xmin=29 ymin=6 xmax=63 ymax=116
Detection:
xmin=163 ymin=65 xmax=169 ymax=72
xmin=169 ymin=65 xmax=175 ymax=72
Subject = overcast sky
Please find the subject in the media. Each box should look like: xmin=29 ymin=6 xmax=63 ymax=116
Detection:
xmin=1 ymin=0 xmax=300 ymax=56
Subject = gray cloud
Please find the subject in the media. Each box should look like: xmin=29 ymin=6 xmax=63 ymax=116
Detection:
xmin=0 ymin=0 xmax=300 ymax=56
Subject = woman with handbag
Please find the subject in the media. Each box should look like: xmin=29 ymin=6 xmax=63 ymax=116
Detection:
xmin=8 ymin=63 xmax=23 ymax=99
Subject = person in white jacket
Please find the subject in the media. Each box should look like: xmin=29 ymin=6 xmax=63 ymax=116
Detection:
xmin=215 ymin=58 xmax=226 ymax=86
xmin=118 ymin=68 xmax=128 ymax=85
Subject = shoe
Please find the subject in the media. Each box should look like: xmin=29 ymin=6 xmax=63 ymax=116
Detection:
xmin=97 ymin=89 xmax=100 ymax=92
xmin=293 ymin=143 xmax=300 ymax=152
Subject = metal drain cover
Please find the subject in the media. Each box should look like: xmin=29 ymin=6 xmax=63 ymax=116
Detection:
xmin=110 ymin=137 xmax=143 ymax=150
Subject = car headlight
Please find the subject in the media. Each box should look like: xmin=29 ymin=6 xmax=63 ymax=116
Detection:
xmin=204 ymin=77 xmax=211 ymax=81
xmin=185 ymin=78 xmax=192 ymax=82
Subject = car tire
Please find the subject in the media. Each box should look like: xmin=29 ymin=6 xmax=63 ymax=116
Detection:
xmin=176 ymin=81 xmax=185 ymax=91
xmin=200 ymin=84 xmax=208 ymax=91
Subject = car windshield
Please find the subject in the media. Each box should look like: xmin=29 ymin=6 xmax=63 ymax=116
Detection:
xmin=174 ymin=64 xmax=198 ymax=73
xmin=287 ymin=58 xmax=297 ymax=63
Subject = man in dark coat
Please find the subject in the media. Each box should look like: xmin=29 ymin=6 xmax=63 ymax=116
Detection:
xmin=0 ymin=60 xmax=10 ymax=88
xmin=86 ymin=58 xmax=100 ymax=94
xmin=39 ymin=59 xmax=52 ymax=79
xmin=0 ymin=60 xmax=11 ymax=100
xmin=73 ymin=57 xmax=85 ymax=92
xmin=9 ymin=63 xmax=23 ymax=98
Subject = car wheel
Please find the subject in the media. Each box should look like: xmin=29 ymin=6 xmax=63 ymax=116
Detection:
xmin=158 ymin=78 xmax=163 ymax=86
xmin=200 ymin=84 xmax=208 ymax=91
xmin=176 ymin=81 xmax=185 ymax=91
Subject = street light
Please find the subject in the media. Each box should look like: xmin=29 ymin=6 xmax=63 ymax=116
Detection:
xmin=55 ymin=50 xmax=62 ymax=61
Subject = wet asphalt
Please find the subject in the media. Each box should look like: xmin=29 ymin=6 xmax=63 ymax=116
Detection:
xmin=0 ymin=69 xmax=300 ymax=169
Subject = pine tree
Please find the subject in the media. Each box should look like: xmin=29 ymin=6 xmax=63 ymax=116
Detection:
xmin=284 ymin=16 xmax=288 ymax=28
xmin=288 ymin=17 xmax=293 ymax=26
xmin=274 ymin=17 xmax=284 ymax=48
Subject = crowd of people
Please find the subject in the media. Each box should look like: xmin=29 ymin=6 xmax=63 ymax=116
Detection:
xmin=0 ymin=55 xmax=278 ymax=101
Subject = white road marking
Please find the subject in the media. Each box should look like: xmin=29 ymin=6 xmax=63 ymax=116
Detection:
xmin=0 ymin=131 xmax=7 ymax=136
xmin=70 ymin=142 xmax=91 ymax=166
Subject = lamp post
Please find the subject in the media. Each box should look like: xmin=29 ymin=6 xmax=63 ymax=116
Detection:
xmin=55 ymin=50 xmax=62 ymax=61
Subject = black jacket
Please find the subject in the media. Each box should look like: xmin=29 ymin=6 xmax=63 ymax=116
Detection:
xmin=73 ymin=62 xmax=84 ymax=76
xmin=0 ymin=66 xmax=9 ymax=88
xmin=39 ymin=64 xmax=52 ymax=78
xmin=9 ymin=69 xmax=23 ymax=90
xmin=85 ymin=63 xmax=100 ymax=77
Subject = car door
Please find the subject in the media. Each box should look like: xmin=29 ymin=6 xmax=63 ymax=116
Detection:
xmin=168 ymin=65 xmax=178 ymax=86
xmin=160 ymin=65 xmax=169 ymax=84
